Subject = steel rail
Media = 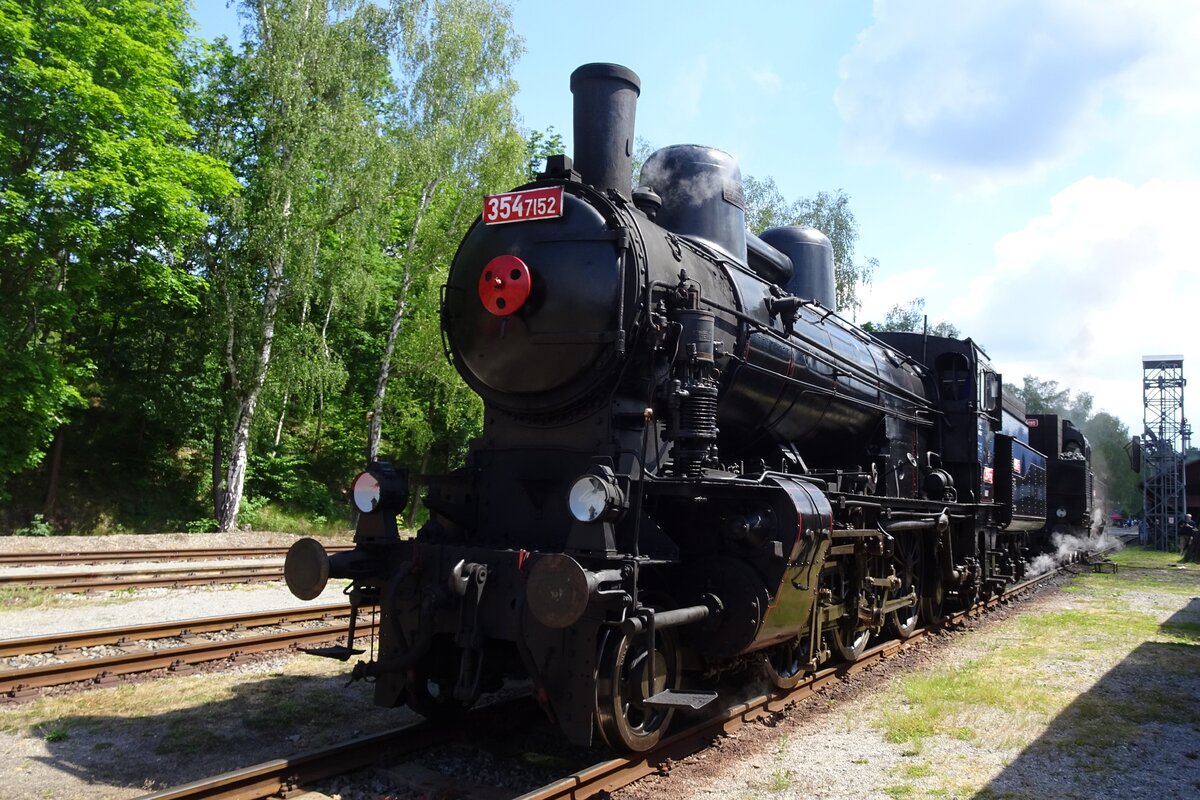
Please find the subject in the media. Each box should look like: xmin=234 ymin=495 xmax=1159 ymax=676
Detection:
xmin=0 ymin=545 xmax=353 ymax=567
xmin=0 ymin=613 xmax=377 ymax=697
xmin=517 ymin=553 xmax=1107 ymax=800
xmin=0 ymin=565 xmax=287 ymax=592
xmin=135 ymin=697 xmax=544 ymax=800
xmin=0 ymin=602 xmax=355 ymax=658
xmin=130 ymin=544 xmax=1124 ymax=800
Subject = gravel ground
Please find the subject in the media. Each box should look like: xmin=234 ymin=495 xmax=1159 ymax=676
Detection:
xmin=0 ymin=582 xmax=350 ymax=640
xmin=0 ymin=540 xmax=1195 ymax=800
xmin=0 ymin=531 xmax=353 ymax=641
xmin=617 ymin=565 xmax=1200 ymax=800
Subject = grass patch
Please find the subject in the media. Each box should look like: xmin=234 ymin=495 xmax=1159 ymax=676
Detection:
xmin=38 ymin=724 xmax=70 ymax=742
xmin=1077 ymin=570 xmax=1200 ymax=597
xmin=242 ymin=502 xmax=352 ymax=537
xmin=1108 ymin=545 xmax=1199 ymax=571
xmin=767 ymin=768 xmax=793 ymax=792
xmin=880 ymin=658 xmax=1058 ymax=746
xmin=0 ymin=586 xmax=58 ymax=608
xmin=870 ymin=556 xmax=1200 ymax=789
xmin=882 ymin=785 xmax=914 ymax=798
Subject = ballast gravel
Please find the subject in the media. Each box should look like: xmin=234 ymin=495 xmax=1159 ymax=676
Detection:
xmin=0 ymin=534 xmax=1196 ymax=800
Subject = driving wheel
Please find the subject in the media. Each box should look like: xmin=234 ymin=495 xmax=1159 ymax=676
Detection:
xmin=594 ymin=625 xmax=680 ymax=752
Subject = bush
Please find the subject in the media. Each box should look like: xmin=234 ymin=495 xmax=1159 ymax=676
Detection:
xmin=16 ymin=514 xmax=54 ymax=537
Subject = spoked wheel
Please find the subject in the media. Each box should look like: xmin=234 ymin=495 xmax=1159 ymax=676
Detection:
xmin=887 ymin=533 xmax=924 ymax=639
xmin=762 ymin=640 xmax=807 ymax=690
xmin=920 ymin=566 xmax=946 ymax=625
xmin=595 ymin=625 xmax=681 ymax=752
xmin=828 ymin=565 xmax=870 ymax=661
xmin=831 ymin=615 xmax=870 ymax=661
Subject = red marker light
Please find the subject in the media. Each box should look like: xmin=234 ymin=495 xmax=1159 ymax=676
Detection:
xmin=478 ymin=254 xmax=531 ymax=316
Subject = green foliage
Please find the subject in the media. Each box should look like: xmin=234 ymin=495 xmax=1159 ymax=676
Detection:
xmin=0 ymin=0 xmax=235 ymax=494
xmin=246 ymin=451 xmax=339 ymax=519
xmin=15 ymin=513 xmax=53 ymax=537
xmin=742 ymin=177 xmax=876 ymax=316
xmin=870 ymin=297 xmax=960 ymax=337
xmin=1010 ymin=376 xmax=1141 ymax=514
xmin=39 ymin=725 xmax=69 ymax=743
xmin=525 ymin=126 xmax=564 ymax=179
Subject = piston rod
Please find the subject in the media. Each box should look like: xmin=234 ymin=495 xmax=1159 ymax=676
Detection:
xmin=620 ymin=602 xmax=712 ymax=636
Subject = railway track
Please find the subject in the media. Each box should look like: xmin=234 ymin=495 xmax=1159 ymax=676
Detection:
xmin=0 ymin=603 xmax=374 ymax=699
xmin=0 ymin=544 xmax=353 ymax=567
xmin=0 ymin=545 xmax=357 ymax=593
xmin=0 ymin=563 xmax=289 ymax=592
xmin=136 ymin=695 xmax=545 ymax=800
xmin=133 ymin=551 xmax=1112 ymax=800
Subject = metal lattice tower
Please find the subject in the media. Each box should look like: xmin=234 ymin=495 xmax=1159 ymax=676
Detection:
xmin=1141 ymin=356 xmax=1188 ymax=551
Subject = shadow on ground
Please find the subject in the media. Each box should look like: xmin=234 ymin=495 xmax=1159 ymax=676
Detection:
xmin=975 ymin=597 xmax=1200 ymax=799
xmin=29 ymin=667 xmax=406 ymax=794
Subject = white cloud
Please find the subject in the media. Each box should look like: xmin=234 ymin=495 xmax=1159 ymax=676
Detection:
xmin=834 ymin=1 xmax=1197 ymax=185
xmin=949 ymin=177 xmax=1200 ymax=431
xmin=749 ymin=66 xmax=783 ymax=95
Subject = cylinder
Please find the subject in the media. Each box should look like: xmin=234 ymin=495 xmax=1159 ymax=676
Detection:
xmin=570 ymin=63 xmax=641 ymax=199
xmin=759 ymin=225 xmax=836 ymax=310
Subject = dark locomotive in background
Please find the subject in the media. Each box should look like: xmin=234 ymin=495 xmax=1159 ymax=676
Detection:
xmin=284 ymin=64 xmax=1106 ymax=752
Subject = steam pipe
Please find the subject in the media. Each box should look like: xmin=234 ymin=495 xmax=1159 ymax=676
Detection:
xmin=570 ymin=63 xmax=641 ymax=199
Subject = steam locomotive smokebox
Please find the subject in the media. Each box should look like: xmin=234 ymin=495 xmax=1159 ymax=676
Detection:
xmin=570 ymin=63 xmax=641 ymax=199
xmin=759 ymin=225 xmax=836 ymax=311
xmin=639 ymin=145 xmax=748 ymax=264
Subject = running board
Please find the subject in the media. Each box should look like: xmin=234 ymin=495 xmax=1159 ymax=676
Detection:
xmin=643 ymin=689 xmax=719 ymax=712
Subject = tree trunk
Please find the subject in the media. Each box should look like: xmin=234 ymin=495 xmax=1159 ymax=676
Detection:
xmin=312 ymin=290 xmax=336 ymax=452
xmin=217 ymin=186 xmax=291 ymax=532
xmin=367 ymin=179 xmax=438 ymax=464
xmin=272 ymin=390 xmax=289 ymax=455
xmin=42 ymin=426 xmax=65 ymax=519
xmin=212 ymin=415 xmax=225 ymax=521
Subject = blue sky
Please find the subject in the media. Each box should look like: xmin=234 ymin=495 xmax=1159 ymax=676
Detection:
xmin=193 ymin=1 xmax=1199 ymax=440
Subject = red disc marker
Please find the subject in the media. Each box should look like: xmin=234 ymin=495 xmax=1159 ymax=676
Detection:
xmin=478 ymin=255 xmax=531 ymax=316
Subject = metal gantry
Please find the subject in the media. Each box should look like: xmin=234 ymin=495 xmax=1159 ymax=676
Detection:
xmin=1141 ymin=355 xmax=1189 ymax=551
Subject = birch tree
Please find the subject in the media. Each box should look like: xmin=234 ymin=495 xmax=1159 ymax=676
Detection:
xmin=365 ymin=0 xmax=526 ymax=464
xmin=204 ymin=0 xmax=397 ymax=531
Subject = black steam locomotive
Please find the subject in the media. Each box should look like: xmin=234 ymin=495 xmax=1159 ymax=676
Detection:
xmin=284 ymin=64 xmax=1094 ymax=752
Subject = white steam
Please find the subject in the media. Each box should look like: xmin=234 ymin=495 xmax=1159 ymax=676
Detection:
xmin=1025 ymin=529 xmax=1125 ymax=576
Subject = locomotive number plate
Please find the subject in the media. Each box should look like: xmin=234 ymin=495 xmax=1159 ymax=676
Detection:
xmin=483 ymin=186 xmax=564 ymax=225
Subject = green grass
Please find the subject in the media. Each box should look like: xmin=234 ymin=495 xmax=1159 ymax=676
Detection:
xmin=241 ymin=501 xmax=353 ymax=537
xmin=39 ymin=725 xmax=69 ymax=742
xmin=0 ymin=586 xmax=58 ymax=608
xmin=1108 ymin=545 xmax=1200 ymax=571
xmin=768 ymin=768 xmax=793 ymax=792
xmin=869 ymin=554 xmax=1200 ymax=793
xmin=880 ymin=658 xmax=1058 ymax=746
